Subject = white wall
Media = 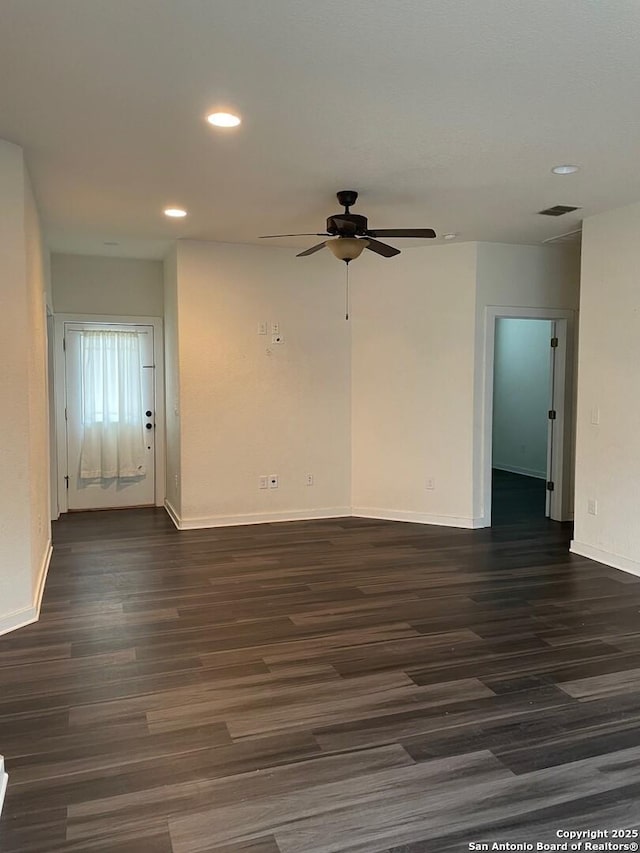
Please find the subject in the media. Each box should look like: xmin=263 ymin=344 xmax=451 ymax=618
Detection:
xmin=0 ymin=140 xmax=51 ymax=635
xmin=24 ymin=172 xmax=52 ymax=591
xmin=171 ymin=241 xmax=351 ymax=526
xmin=350 ymin=241 xmax=578 ymax=527
xmin=51 ymin=253 xmax=163 ymax=316
xmin=476 ymin=243 xmax=580 ymax=312
xmin=44 ymin=238 xmax=578 ymax=539
xmin=492 ymin=318 xmax=552 ymax=479
xmin=572 ymin=202 xmax=640 ymax=574
xmin=42 ymin=237 xmax=579 ymax=537
xmin=351 ymin=243 xmax=479 ymax=526
xmin=474 ymin=242 xmax=581 ymax=520
xmin=0 ymin=140 xmax=31 ymax=627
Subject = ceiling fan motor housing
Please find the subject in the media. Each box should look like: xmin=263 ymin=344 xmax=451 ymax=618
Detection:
xmin=326 ymin=213 xmax=369 ymax=236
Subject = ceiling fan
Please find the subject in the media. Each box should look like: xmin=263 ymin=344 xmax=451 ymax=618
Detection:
xmin=260 ymin=190 xmax=436 ymax=262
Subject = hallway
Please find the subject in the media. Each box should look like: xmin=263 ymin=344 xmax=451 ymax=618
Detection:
xmin=1 ymin=509 xmax=639 ymax=851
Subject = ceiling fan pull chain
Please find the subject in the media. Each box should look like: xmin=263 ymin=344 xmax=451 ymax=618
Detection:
xmin=345 ymin=262 xmax=350 ymax=321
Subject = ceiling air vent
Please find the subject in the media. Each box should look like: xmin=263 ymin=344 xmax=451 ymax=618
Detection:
xmin=538 ymin=204 xmax=581 ymax=217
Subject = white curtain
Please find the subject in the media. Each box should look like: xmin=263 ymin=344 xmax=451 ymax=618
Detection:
xmin=79 ymin=330 xmax=146 ymax=479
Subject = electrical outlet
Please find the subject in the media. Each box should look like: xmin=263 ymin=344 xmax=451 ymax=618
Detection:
xmin=306 ymin=473 xmax=314 ymax=486
xmin=271 ymin=322 xmax=279 ymax=334
xmin=271 ymin=333 xmax=284 ymax=345
xmin=588 ymin=498 xmax=597 ymax=516
xmin=269 ymin=475 xmax=279 ymax=489
xmin=174 ymin=473 xmax=179 ymax=490
xmin=258 ymin=321 xmax=268 ymax=335
xmin=259 ymin=475 xmax=269 ymax=490
xmin=425 ymin=477 xmax=435 ymax=490
xmin=590 ymin=407 xmax=600 ymax=425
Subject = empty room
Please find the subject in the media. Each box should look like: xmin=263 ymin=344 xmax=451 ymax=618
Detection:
xmin=1 ymin=2 xmax=640 ymax=851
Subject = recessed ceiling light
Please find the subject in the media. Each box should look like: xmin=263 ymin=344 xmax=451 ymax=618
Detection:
xmin=164 ymin=207 xmax=188 ymax=218
xmin=207 ymin=112 xmax=241 ymax=128
xmin=443 ymin=233 xmax=457 ymax=240
xmin=551 ymin=165 xmax=579 ymax=175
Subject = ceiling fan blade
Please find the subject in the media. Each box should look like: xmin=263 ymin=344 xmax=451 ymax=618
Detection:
xmin=366 ymin=228 xmax=436 ymax=239
xmin=260 ymin=233 xmax=328 ymax=238
xmin=296 ymin=241 xmax=328 ymax=257
xmin=365 ymin=238 xmax=401 ymax=258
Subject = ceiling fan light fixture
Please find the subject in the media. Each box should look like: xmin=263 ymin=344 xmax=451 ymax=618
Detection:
xmin=327 ymin=237 xmax=368 ymax=262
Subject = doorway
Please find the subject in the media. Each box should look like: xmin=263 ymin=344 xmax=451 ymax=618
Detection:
xmin=492 ymin=318 xmax=553 ymax=523
xmin=55 ymin=315 xmax=165 ymax=513
xmin=480 ymin=307 xmax=574 ymax=527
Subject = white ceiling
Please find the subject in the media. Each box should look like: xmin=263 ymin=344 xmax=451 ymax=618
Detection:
xmin=1 ymin=0 xmax=639 ymax=259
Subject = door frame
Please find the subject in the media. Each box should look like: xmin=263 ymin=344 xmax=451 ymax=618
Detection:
xmin=479 ymin=306 xmax=575 ymax=527
xmin=54 ymin=314 xmax=165 ymax=514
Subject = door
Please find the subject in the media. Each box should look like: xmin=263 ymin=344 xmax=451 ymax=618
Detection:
xmin=490 ymin=317 xmax=566 ymax=523
xmin=485 ymin=310 xmax=571 ymax=526
xmin=64 ymin=322 xmax=156 ymax=510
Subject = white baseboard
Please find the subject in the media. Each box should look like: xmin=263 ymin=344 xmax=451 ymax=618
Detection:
xmin=166 ymin=500 xmax=485 ymax=531
xmin=165 ymin=504 xmax=352 ymax=530
xmin=0 ymin=539 xmax=52 ymax=637
xmin=164 ymin=499 xmax=181 ymax=530
xmin=493 ymin=464 xmax=546 ymax=480
xmin=0 ymin=603 xmax=38 ymax=637
xmin=34 ymin=540 xmax=53 ymax=615
xmin=352 ymin=507 xmax=484 ymax=529
xmin=0 ymin=756 xmax=7 ymax=817
xmin=570 ymin=540 xmax=640 ymax=579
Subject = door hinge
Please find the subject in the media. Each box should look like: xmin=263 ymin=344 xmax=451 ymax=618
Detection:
xmin=64 ymin=407 xmax=68 ymax=421
xmin=63 ymin=337 xmax=66 ymax=351
xmin=548 ymin=409 xmax=557 ymax=420
xmin=546 ymin=480 xmax=555 ymax=492
xmin=550 ymin=337 xmax=558 ymax=348
xmin=64 ymin=475 xmax=69 ymax=489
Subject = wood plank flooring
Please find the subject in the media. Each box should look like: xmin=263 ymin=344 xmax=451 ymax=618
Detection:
xmin=1 ymin=501 xmax=640 ymax=851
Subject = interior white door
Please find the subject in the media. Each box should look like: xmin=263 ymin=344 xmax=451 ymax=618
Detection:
xmin=65 ymin=322 xmax=156 ymax=510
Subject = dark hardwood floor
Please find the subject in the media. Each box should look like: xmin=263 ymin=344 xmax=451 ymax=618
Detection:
xmin=1 ymin=502 xmax=640 ymax=851
xmin=492 ymin=468 xmax=547 ymax=523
